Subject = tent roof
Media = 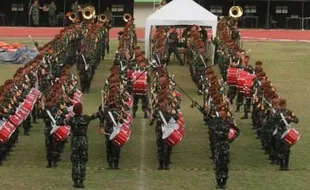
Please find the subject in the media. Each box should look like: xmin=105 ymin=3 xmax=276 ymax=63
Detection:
xmin=146 ymin=0 xmax=218 ymax=26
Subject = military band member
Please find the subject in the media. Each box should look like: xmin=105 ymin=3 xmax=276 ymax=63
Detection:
xmin=65 ymin=102 xmax=101 ymax=188
xmin=276 ymin=99 xmax=299 ymax=171
xmin=46 ymin=0 xmax=57 ymax=27
xmin=99 ymin=104 xmax=122 ymax=170
xmin=71 ymin=0 xmax=81 ymax=21
xmin=29 ymin=0 xmax=44 ymax=27
xmin=166 ymin=26 xmax=184 ymax=66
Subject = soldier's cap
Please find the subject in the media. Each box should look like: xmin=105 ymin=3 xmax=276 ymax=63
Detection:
xmin=255 ymin=61 xmax=263 ymax=66
xmin=279 ymin=99 xmax=286 ymax=106
xmin=73 ymin=102 xmax=83 ymax=115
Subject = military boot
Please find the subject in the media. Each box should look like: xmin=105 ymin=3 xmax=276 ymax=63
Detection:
xmin=133 ymin=112 xmax=136 ymax=118
xmin=235 ymin=106 xmax=240 ymax=113
xmin=46 ymin=160 xmax=52 ymax=168
xmin=240 ymin=113 xmax=248 ymax=119
xmin=144 ymin=112 xmax=148 ymax=119
xmin=279 ymin=160 xmax=285 ymax=171
xmin=164 ymin=160 xmax=170 ymax=170
xmin=79 ymin=180 xmax=85 ymax=188
xmin=107 ymin=161 xmax=113 ymax=169
xmin=114 ymin=161 xmax=120 ymax=170
xmin=157 ymin=161 xmax=164 ymax=170
xmin=72 ymin=180 xmax=79 ymax=188
xmin=222 ymin=177 xmax=227 ymax=189
xmin=216 ymin=179 xmax=221 ymax=189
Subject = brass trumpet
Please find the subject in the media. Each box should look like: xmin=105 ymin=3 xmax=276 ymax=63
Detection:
xmin=82 ymin=6 xmax=96 ymax=20
xmin=123 ymin=13 xmax=132 ymax=22
xmin=229 ymin=6 xmax=243 ymax=18
xmin=98 ymin=13 xmax=108 ymax=22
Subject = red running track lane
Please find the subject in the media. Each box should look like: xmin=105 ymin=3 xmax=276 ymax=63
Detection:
xmin=0 ymin=27 xmax=309 ymax=40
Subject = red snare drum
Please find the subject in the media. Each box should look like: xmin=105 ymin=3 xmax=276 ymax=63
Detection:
xmin=238 ymin=70 xmax=249 ymax=79
xmin=281 ymin=128 xmax=300 ymax=146
xmin=176 ymin=120 xmax=185 ymax=136
xmin=26 ymin=94 xmax=37 ymax=103
xmin=228 ymin=128 xmax=237 ymax=140
xmin=132 ymin=71 xmax=148 ymax=95
xmin=127 ymin=69 xmax=133 ymax=80
xmin=30 ymin=88 xmax=42 ymax=98
xmin=9 ymin=114 xmax=23 ymax=127
xmin=109 ymin=124 xmax=131 ymax=147
xmin=227 ymin=67 xmax=239 ymax=85
xmin=0 ymin=122 xmax=16 ymax=143
xmin=22 ymin=100 xmax=34 ymax=111
xmin=125 ymin=97 xmax=133 ymax=108
xmin=163 ymin=128 xmax=183 ymax=147
xmin=125 ymin=113 xmax=133 ymax=126
xmin=74 ymin=89 xmax=83 ymax=99
xmin=50 ymin=126 xmax=71 ymax=142
xmin=244 ymin=79 xmax=254 ymax=98
xmin=16 ymin=108 xmax=29 ymax=121
xmin=65 ymin=111 xmax=75 ymax=120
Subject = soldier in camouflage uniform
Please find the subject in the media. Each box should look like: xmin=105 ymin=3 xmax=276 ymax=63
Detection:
xmin=47 ymin=1 xmax=57 ymax=27
xmin=43 ymin=101 xmax=61 ymax=168
xmin=71 ymin=0 xmax=81 ymax=21
xmin=214 ymin=109 xmax=231 ymax=189
xmin=65 ymin=102 xmax=101 ymax=188
xmin=166 ymin=26 xmax=184 ymax=66
xmin=149 ymin=105 xmax=178 ymax=170
xmin=29 ymin=0 xmax=41 ymax=27
xmin=99 ymin=104 xmax=122 ymax=170
xmin=275 ymin=99 xmax=299 ymax=171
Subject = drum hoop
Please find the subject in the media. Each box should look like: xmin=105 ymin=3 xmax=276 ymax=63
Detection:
xmin=50 ymin=126 xmax=60 ymax=134
xmin=162 ymin=128 xmax=174 ymax=139
xmin=281 ymin=128 xmax=291 ymax=139
xmin=109 ymin=128 xmax=121 ymax=140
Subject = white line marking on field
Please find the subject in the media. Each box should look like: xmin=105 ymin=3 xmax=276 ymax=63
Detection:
xmin=138 ymin=118 xmax=147 ymax=190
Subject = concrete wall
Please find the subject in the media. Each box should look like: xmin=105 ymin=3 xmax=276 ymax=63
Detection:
xmin=134 ymin=3 xmax=155 ymax=27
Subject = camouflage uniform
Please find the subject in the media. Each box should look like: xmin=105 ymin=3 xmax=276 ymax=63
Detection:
xmin=99 ymin=108 xmax=121 ymax=169
xmin=166 ymin=30 xmax=184 ymax=65
xmin=66 ymin=112 xmax=100 ymax=187
xmin=214 ymin=118 xmax=230 ymax=189
xmin=48 ymin=2 xmax=57 ymax=27
xmin=43 ymin=107 xmax=61 ymax=167
xmin=31 ymin=3 xmax=40 ymax=26
xmin=150 ymin=109 xmax=178 ymax=170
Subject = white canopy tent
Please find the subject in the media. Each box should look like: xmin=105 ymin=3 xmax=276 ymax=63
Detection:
xmin=144 ymin=0 xmax=218 ymax=62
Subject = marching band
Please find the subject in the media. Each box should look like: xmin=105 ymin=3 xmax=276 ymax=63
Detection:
xmin=0 ymin=3 xmax=301 ymax=190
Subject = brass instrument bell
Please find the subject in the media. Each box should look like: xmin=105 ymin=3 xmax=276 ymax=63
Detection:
xmin=123 ymin=13 xmax=132 ymax=22
xmin=229 ymin=6 xmax=243 ymax=18
xmin=98 ymin=14 xmax=108 ymax=22
xmin=82 ymin=6 xmax=96 ymax=20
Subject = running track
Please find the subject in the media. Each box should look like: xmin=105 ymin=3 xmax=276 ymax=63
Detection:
xmin=0 ymin=27 xmax=309 ymax=41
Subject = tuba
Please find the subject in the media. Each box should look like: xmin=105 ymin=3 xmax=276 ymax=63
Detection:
xmin=229 ymin=6 xmax=243 ymax=19
xmin=98 ymin=13 xmax=108 ymax=23
xmin=82 ymin=6 xmax=96 ymax=20
xmin=123 ymin=13 xmax=132 ymax=22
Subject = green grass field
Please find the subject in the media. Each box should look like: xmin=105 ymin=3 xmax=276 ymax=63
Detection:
xmin=0 ymin=39 xmax=310 ymax=190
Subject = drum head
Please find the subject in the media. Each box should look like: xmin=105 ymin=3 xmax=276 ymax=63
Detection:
xmin=50 ymin=126 xmax=60 ymax=135
xmin=162 ymin=128 xmax=174 ymax=139
xmin=109 ymin=128 xmax=120 ymax=140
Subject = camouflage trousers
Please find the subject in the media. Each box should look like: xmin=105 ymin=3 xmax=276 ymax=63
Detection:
xmin=132 ymin=94 xmax=149 ymax=113
xmin=156 ymin=133 xmax=172 ymax=164
xmin=71 ymin=148 xmax=88 ymax=181
xmin=48 ymin=13 xmax=56 ymax=26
